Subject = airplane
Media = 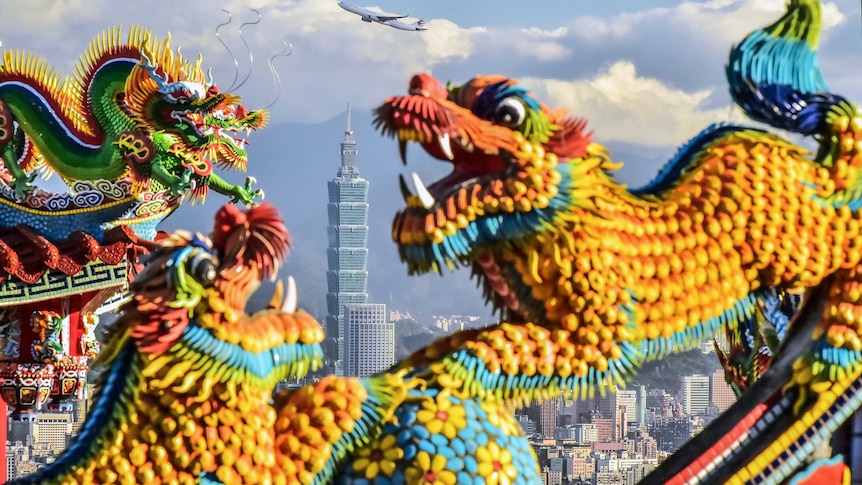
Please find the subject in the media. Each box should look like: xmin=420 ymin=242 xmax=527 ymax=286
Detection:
xmin=383 ymin=18 xmax=428 ymax=31
xmin=338 ymin=2 xmax=428 ymax=31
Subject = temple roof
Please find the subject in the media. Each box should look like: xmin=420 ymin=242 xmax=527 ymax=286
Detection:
xmin=0 ymin=224 xmax=156 ymax=284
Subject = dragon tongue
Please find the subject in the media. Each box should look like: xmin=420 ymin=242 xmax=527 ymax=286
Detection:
xmin=411 ymin=172 xmax=435 ymax=209
xmin=439 ymin=132 xmax=454 ymax=160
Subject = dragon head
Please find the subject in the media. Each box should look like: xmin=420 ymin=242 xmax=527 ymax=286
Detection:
xmin=101 ymin=202 xmax=323 ymax=390
xmin=375 ymin=73 xmax=593 ymax=275
xmin=125 ymin=37 xmax=267 ymax=179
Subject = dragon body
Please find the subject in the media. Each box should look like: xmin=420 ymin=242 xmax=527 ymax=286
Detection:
xmin=0 ymin=26 xmax=266 ymax=240
xmin=10 ymin=203 xmax=539 ymax=485
xmin=370 ymin=0 xmax=862 ymax=483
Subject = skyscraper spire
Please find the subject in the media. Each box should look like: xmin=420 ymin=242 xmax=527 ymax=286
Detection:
xmin=340 ymin=102 xmax=357 ymax=169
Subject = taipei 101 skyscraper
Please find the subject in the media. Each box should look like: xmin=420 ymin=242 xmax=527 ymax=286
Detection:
xmin=324 ymin=104 xmax=370 ymax=376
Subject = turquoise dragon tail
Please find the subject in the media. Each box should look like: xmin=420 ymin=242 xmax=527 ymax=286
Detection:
xmin=726 ymin=0 xmax=850 ymax=137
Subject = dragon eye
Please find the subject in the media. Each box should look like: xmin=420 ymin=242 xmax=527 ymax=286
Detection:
xmin=188 ymin=252 xmax=217 ymax=286
xmin=494 ymin=98 xmax=526 ymax=128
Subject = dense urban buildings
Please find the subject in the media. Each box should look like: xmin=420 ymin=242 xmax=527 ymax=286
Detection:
xmin=324 ymin=104 xmax=370 ymax=376
xmin=5 ymin=401 xmax=87 ymax=479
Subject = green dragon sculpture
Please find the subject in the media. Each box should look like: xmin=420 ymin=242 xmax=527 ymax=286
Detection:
xmin=370 ymin=0 xmax=862 ymax=483
xmin=0 ymin=26 xmax=266 ymax=239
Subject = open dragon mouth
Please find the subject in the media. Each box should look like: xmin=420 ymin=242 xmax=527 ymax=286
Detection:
xmin=385 ymin=127 xmax=516 ymax=210
xmin=374 ymin=107 xmax=518 ymax=211
xmin=175 ymin=111 xmax=258 ymax=150
xmin=374 ymin=73 xmax=591 ymax=275
xmin=172 ymin=105 xmax=267 ymax=172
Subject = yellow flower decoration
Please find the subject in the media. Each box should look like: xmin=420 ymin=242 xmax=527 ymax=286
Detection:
xmin=476 ymin=442 xmax=518 ymax=485
xmin=481 ymin=402 xmax=520 ymax=436
xmin=405 ymin=451 xmax=457 ymax=485
xmin=353 ymin=434 xmax=404 ymax=479
xmin=415 ymin=393 xmax=467 ymax=439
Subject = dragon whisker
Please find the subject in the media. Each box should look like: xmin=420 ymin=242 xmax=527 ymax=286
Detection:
xmin=233 ymin=9 xmax=262 ymax=92
xmin=263 ymin=40 xmax=293 ymax=110
xmin=215 ymin=9 xmax=239 ymax=92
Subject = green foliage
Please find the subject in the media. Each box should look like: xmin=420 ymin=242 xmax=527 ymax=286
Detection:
xmin=626 ymin=349 xmax=723 ymax=395
xmin=394 ymin=318 xmax=447 ymax=360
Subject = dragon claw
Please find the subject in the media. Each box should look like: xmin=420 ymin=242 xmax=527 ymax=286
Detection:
xmin=167 ymin=171 xmax=193 ymax=196
xmin=11 ymin=172 xmax=36 ymax=199
xmin=228 ymin=177 xmax=263 ymax=206
xmin=169 ymin=181 xmax=191 ymax=197
xmin=243 ymin=176 xmax=256 ymax=193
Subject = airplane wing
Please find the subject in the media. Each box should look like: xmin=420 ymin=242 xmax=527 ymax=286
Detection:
xmin=375 ymin=14 xmax=408 ymax=22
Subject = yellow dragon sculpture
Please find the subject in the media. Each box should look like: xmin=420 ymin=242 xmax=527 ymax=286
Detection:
xmin=372 ymin=0 xmax=862 ymax=483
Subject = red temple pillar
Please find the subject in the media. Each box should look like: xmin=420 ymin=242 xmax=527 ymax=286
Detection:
xmin=0 ymin=399 xmax=7 ymax=482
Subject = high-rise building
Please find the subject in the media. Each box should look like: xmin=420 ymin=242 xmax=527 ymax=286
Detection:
xmin=344 ymin=303 xmax=395 ymax=377
xmin=596 ymin=387 xmax=638 ymax=440
xmin=325 ymin=103 xmax=370 ymax=375
xmin=681 ymin=374 xmax=711 ymax=415
xmin=592 ymin=414 xmax=615 ymax=443
xmin=636 ymin=385 xmax=647 ymax=425
xmin=710 ymin=369 xmax=736 ymax=413
xmin=538 ymin=398 xmax=558 ymax=439
xmin=33 ymin=413 xmax=72 ymax=454
xmin=616 ymin=389 xmax=638 ymax=426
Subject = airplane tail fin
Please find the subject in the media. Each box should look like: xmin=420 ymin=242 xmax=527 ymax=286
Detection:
xmin=416 ymin=19 xmax=427 ymax=29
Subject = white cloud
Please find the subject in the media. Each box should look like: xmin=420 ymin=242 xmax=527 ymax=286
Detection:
xmin=521 ymin=27 xmax=569 ymax=38
xmin=0 ymin=0 xmax=854 ymax=136
xmin=0 ymin=0 xmax=481 ymax=124
xmin=569 ymin=0 xmax=844 ymax=47
xmin=524 ymin=61 xmax=727 ymax=146
xmin=746 ymin=0 xmax=845 ymax=28
xmin=515 ymin=41 xmax=571 ymax=62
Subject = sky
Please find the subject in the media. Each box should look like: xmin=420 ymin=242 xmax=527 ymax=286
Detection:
xmin=0 ymin=0 xmax=858 ymax=146
xmin=0 ymin=0 xmax=861 ymax=317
